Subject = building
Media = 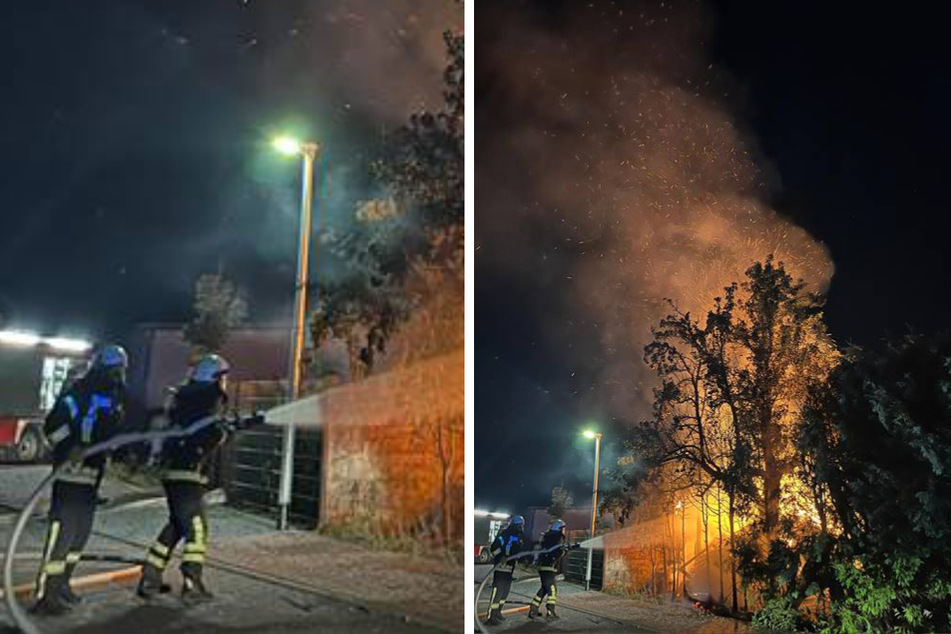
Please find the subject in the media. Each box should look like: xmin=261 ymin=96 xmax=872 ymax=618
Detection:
xmin=125 ymin=323 xmax=293 ymax=417
xmin=525 ymin=506 xmax=597 ymax=541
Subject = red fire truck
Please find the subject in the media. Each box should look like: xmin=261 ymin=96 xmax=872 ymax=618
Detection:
xmin=0 ymin=331 xmax=92 ymax=462
xmin=474 ymin=510 xmax=510 ymax=563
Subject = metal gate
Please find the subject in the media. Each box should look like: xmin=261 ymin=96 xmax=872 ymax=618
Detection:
xmin=221 ymin=426 xmax=321 ymax=528
xmin=220 ymin=381 xmax=321 ymax=527
xmin=564 ymin=548 xmax=603 ymax=590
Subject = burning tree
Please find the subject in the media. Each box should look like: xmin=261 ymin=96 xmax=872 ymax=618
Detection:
xmin=620 ymin=257 xmax=838 ymax=612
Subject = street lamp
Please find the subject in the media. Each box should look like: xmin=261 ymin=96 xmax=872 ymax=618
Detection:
xmin=273 ymin=135 xmax=320 ymax=531
xmin=582 ymin=428 xmax=602 ymax=591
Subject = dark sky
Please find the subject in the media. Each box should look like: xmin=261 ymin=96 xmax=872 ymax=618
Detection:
xmin=475 ymin=0 xmax=951 ymax=513
xmin=0 ymin=0 xmax=458 ymax=342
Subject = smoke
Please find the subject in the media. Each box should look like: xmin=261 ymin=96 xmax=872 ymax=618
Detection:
xmin=477 ymin=1 xmax=834 ymax=419
xmin=249 ymin=0 xmax=462 ymax=123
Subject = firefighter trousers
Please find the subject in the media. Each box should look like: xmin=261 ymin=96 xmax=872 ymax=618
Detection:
xmin=144 ymin=481 xmax=208 ymax=580
xmin=489 ymin=568 xmax=514 ymax=614
xmin=532 ymin=568 xmax=558 ymax=609
xmin=35 ymin=481 xmax=97 ymax=600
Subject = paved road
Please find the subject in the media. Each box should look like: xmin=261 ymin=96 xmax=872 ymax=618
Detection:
xmin=1 ymin=563 xmax=444 ymax=634
xmin=0 ymin=466 xmax=453 ymax=634
xmin=474 ymin=564 xmax=651 ymax=633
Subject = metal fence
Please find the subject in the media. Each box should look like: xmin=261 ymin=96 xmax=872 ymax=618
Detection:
xmin=564 ymin=548 xmax=604 ymax=590
xmin=219 ymin=381 xmax=322 ymax=528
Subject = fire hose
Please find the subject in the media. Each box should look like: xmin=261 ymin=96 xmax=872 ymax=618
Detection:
xmin=3 ymin=413 xmax=261 ymax=634
xmin=473 ymin=543 xmax=581 ymax=633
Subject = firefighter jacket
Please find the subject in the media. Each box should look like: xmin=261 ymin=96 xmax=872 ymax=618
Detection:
xmin=490 ymin=526 xmax=525 ymax=572
xmin=536 ymin=529 xmax=568 ymax=571
xmin=43 ymin=370 xmax=125 ymax=485
xmin=159 ymin=381 xmax=229 ymax=485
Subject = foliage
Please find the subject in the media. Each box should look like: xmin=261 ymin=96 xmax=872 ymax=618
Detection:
xmin=548 ymin=486 xmax=574 ymax=519
xmin=182 ymin=273 xmax=247 ymax=355
xmin=753 ymin=595 xmax=804 ymax=632
xmin=371 ymin=30 xmax=463 ymax=232
xmin=618 ymin=257 xmax=838 ymax=613
xmin=792 ymin=334 xmax=951 ymax=633
xmin=310 ymin=30 xmax=464 ymax=381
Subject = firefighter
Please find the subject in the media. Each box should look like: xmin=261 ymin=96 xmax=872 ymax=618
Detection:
xmin=137 ymin=354 xmax=259 ymax=604
xmin=33 ymin=345 xmax=128 ymax=615
xmin=485 ymin=514 xmax=526 ymax=626
xmin=529 ymin=518 xmax=567 ymax=620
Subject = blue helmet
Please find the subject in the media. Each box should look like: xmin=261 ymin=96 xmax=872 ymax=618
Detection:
xmin=191 ymin=354 xmax=231 ymax=383
xmin=550 ymin=518 xmax=566 ymax=532
xmin=508 ymin=515 xmax=525 ymax=529
xmin=91 ymin=345 xmax=128 ymax=370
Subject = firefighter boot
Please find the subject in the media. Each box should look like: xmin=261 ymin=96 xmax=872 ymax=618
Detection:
xmin=31 ymin=576 xmax=72 ymax=616
xmin=137 ymin=563 xmax=171 ymax=599
xmin=546 ymin=605 xmax=560 ymax=620
xmin=181 ymin=572 xmax=214 ymax=605
xmin=485 ymin=607 xmax=503 ymax=626
xmin=61 ymin=564 xmax=82 ymax=605
xmin=528 ymin=604 xmax=541 ymax=619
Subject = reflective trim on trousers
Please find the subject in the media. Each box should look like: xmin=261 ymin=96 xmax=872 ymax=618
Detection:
xmin=146 ymin=552 xmax=169 ymax=570
xmin=35 ymin=520 xmax=62 ymax=599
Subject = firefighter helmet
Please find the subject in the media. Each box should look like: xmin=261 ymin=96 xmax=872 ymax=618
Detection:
xmin=91 ymin=345 xmax=128 ymax=370
xmin=191 ymin=354 xmax=231 ymax=383
xmin=549 ymin=518 xmax=566 ymax=531
xmin=508 ymin=515 xmax=525 ymax=528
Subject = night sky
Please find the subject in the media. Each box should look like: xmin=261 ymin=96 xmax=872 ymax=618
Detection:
xmin=475 ymin=1 xmax=951 ymax=513
xmin=0 ymin=0 xmax=459 ymax=341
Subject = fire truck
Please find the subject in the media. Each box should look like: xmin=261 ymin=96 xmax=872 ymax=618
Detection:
xmin=474 ymin=509 xmax=510 ymax=563
xmin=0 ymin=331 xmax=93 ymax=462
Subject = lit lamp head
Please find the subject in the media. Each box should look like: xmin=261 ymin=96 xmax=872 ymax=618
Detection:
xmin=272 ymin=136 xmax=302 ymax=156
xmin=583 ymin=429 xmax=601 ymax=440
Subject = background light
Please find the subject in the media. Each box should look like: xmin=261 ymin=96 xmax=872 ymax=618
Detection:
xmin=583 ymin=429 xmax=597 ymax=439
xmin=474 ymin=509 xmax=511 ymax=519
xmin=0 ymin=330 xmax=41 ymax=347
xmin=272 ymin=136 xmax=301 ymax=156
xmin=44 ymin=337 xmax=93 ymax=353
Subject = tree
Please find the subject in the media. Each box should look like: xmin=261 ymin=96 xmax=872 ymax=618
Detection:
xmin=372 ymin=31 xmax=463 ymax=233
xmin=548 ymin=486 xmax=574 ymax=519
xmin=309 ymin=28 xmax=464 ymax=380
xmin=621 ymin=257 xmax=837 ymax=611
xmin=790 ymin=334 xmax=951 ymax=633
xmin=182 ymin=273 xmax=247 ymax=355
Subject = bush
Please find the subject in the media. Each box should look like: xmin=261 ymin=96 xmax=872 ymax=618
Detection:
xmin=753 ymin=596 xmax=802 ymax=632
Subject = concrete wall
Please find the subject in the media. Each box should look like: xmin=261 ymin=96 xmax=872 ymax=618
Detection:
xmin=319 ymin=350 xmax=464 ymax=541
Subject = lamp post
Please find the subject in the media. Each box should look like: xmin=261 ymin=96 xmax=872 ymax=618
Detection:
xmin=273 ymin=135 xmax=320 ymax=531
xmin=582 ymin=429 xmax=602 ymax=591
